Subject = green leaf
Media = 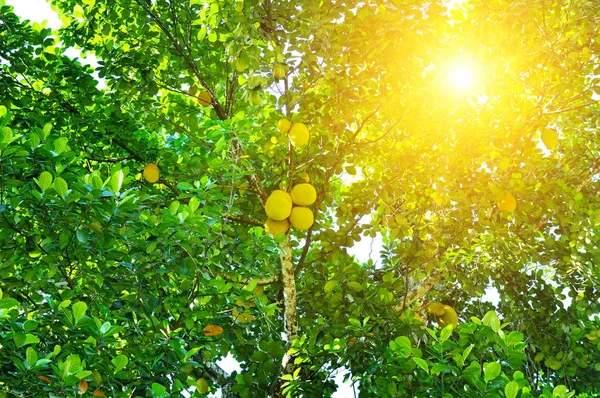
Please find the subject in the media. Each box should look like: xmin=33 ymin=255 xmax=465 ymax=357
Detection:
xmin=111 ymin=169 xmax=124 ymax=194
xmin=76 ymin=228 xmax=88 ymax=243
xmin=58 ymin=300 xmax=71 ymax=310
xmin=440 ymin=324 xmax=453 ymax=342
xmin=0 ymin=298 xmax=19 ymax=309
xmin=62 ymin=354 xmax=81 ymax=377
xmin=36 ymin=171 xmax=53 ymax=192
xmin=100 ymin=321 xmax=111 ymax=334
xmin=483 ymin=362 xmax=502 ymax=383
xmin=42 ymin=122 xmax=52 ymax=137
xmin=73 ymin=4 xmax=84 ymax=18
xmin=54 ymin=177 xmax=68 ymax=198
xmin=244 ymin=279 xmax=258 ymax=292
xmin=14 ymin=333 xmax=39 ymax=347
xmin=151 ymin=382 xmax=167 ymax=396
xmin=72 ymin=301 xmax=88 ymax=322
xmin=482 ymin=310 xmax=501 ymax=333
xmin=23 ymin=320 xmax=38 ymax=332
xmin=54 ymin=137 xmax=68 ymax=154
xmin=347 ymin=281 xmax=363 ymax=292
xmin=505 ymin=380 xmax=519 ymax=398
xmin=0 ymin=105 xmax=6 ymax=118
xmin=26 ymin=347 xmax=37 ymax=368
xmin=112 ymin=354 xmax=128 ymax=373
xmin=75 ymin=370 xmax=92 ymax=379
xmin=324 ymin=280 xmax=337 ymax=294
xmin=553 ymin=385 xmax=568 ymax=397
xmin=412 ymin=357 xmax=429 ymax=374
xmin=394 ymin=336 xmax=411 ymax=349
xmin=188 ymin=196 xmax=200 ymax=213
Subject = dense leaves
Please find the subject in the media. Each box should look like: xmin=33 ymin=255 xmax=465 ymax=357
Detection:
xmin=1 ymin=0 xmax=600 ymax=396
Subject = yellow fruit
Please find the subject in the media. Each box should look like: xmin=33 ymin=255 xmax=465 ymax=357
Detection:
xmin=291 ymin=183 xmax=317 ymax=206
xmin=264 ymin=218 xmax=290 ymax=236
xmin=498 ymin=157 xmax=510 ymax=171
xmin=498 ymin=192 xmax=517 ymax=213
xmin=541 ymin=128 xmax=558 ymax=150
xmin=289 ymin=206 xmax=314 ymax=230
xmin=273 ymin=63 xmax=287 ymax=79
xmin=426 ymin=302 xmax=446 ymax=316
xmin=265 ymin=190 xmax=293 ymax=221
xmin=277 ymin=118 xmax=292 ymax=133
xmin=143 ymin=163 xmax=160 ymax=183
xmin=288 ymin=123 xmax=309 ymax=147
xmin=197 ymin=377 xmax=209 ymax=394
xmin=439 ymin=305 xmax=458 ymax=327
xmin=197 ymin=90 xmax=212 ymax=107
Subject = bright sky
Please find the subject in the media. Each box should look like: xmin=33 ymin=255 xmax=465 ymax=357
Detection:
xmin=3 ymin=0 xmax=357 ymax=395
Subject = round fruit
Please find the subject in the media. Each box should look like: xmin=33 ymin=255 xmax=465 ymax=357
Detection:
xmin=264 ymin=218 xmax=290 ymax=237
xmin=498 ymin=192 xmax=517 ymax=213
xmin=426 ymin=302 xmax=446 ymax=316
xmin=265 ymin=190 xmax=293 ymax=221
xmin=541 ymin=128 xmax=558 ymax=150
xmin=197 ymin=90 xmax=212 ymax=107
xmin=439 ymin=305 xmax=458 ymax=327
xmin=291 ymin=183 xmax=317 ymax=206
xmin=143 ymin=163 xmax=159 ymax=183
xmin=197 ymin=377 xmax=209 ymax=394
xmin=277 ymin=118 xmax=292 ymax=133
xmin=288 ymin=123 xmax=309 ymax=147
xmin=289 ymin=206 xmax=314 ymax=230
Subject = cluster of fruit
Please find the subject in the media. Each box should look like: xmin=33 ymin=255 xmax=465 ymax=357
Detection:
xmin=263 ymin=118 xmax=316 ymax=237
xmin=265 ymin=184 xmax=316 ymax=236
xmin=426 ymin=302 xmax=458 ymax=327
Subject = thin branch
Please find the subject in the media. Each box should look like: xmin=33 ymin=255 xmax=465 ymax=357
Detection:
xmin=543 ymin=101 xmax=597 ymax=115
xmin=218 ymin=273 xmax=280 ymax=285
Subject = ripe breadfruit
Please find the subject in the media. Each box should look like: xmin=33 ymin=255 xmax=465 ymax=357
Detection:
xmin=291 ymin=183 xmax=316 ymax=206
xmin=143 ymin=163 xmax=159 ymax=183
xmin=265 ymin=190 xmax=293 ymax=221
xmin=439 ymin=305 xmax=459 ymax=327
xmin=264 ymin=218 xmax=290 ymax=237
xmin=498 ymin=192 xmax=517 ymax=213
xmin=277 ymin=118 xmax=292 ymax=133
xmin=288 ymin=123 xmax=309 ymax=147
xmin=289 ymin=206 xmax=314 ymax=230
xmin=426 ymin=302 xmax=446 ymax=316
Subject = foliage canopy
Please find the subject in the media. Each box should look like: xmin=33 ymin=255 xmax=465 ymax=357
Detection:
xmin=1 ymin=0 xmax=600 ymax=396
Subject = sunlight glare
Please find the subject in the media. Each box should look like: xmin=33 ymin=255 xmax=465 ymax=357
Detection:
xmin=448 ymin=61 xmax=477 ymax=90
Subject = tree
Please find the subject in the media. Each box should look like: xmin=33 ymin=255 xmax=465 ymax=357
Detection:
xmin=1 ymin=0 xmax=600 ymax=396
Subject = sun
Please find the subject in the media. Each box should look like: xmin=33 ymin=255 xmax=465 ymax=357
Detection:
xmin=447 ymin=60 xmax=478 ymax=90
